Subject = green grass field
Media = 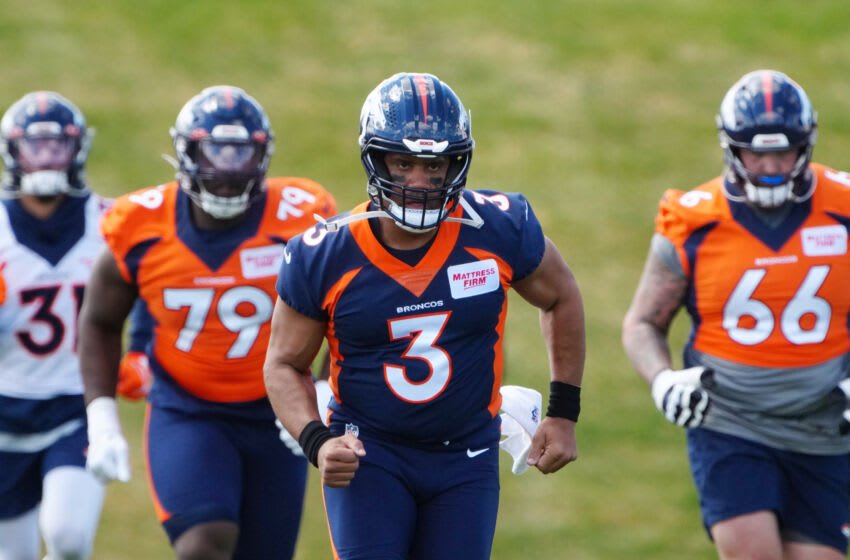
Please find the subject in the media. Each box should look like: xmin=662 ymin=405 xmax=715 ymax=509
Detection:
xmin=4 ymin=1 xmax=850 ymax=558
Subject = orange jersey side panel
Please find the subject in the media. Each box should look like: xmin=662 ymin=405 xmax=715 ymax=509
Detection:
xmin=656 ymin=164 xmax=850 ymax=367
xmin=101 ymin=178 xmax=337 ymax=402
xmin=465 ymin=247 xmax=512 ymax=418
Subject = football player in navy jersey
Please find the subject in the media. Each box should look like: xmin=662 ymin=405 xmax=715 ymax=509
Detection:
xmin=264 ymin=72 xmax=586 ymax=559
xmin=0 ymin=92 xmax=107 ymax=559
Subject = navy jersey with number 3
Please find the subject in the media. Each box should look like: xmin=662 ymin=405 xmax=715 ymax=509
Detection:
xmin=276 ymin=189 xmax=545 ymax=444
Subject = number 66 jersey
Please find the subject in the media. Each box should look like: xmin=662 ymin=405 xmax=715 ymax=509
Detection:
xmin=656 ymin=162 xmax=850 ymax=453
xmin=101 ymin=178 xmax=336 ymax=415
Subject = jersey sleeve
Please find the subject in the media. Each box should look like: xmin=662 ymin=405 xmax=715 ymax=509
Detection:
xmin=655 ymin=188 xmax=719 ymax=279
xmin=100 ymin=198 xmax=138 ymax=283
xmin=307 ymin=179 xmax=338 ymax=220
xmin=275 ymin=231 xmax=328 ymax=320
xmin=100 ymin=185 xmax=171 ymax=284
xmin=656 ymin=189 xmax=694 ymax=242
xmin=511 ymin=194 xmax=546 ymax=281
xmin=265 ymin=177 xmax=338 ymax=238
xmin=470 ymin=190 xmax=546 ymax=282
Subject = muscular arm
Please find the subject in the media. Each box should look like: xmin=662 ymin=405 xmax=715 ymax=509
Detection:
xmin=263 ymin=298 xmax=327 ymax=435
xmin=263 ymin=298 xmax=365 ymax=486
xmin=512 ymin=237 xmax=586 ymax=473
xmin=78 ymin=249 xmax=138 ymax=404
xmin=513 ymin=237 xmax=586 ymax=387
xmin=621 ymin=236 xmax=689 ymax=385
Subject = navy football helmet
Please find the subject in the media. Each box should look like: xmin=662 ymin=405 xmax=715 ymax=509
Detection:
xmin=171 ymin=85 xmax=274 ymax=219
xmin=0 ymin=91 xmax=91 ymax=198
xmin=359 ymin=73 xmax=474 ymax=232
xmin=717 ymin=69 xmax=817 ymax=208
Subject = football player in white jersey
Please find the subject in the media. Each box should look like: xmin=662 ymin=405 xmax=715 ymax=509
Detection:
xmin=0 ymin=92 xmax=108 ymax=560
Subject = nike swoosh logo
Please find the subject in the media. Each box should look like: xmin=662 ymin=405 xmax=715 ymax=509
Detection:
xmin=283 ymin=247 xmax=292 ymax=264
xmin=466 ymin=447 xmax=489 ymax=458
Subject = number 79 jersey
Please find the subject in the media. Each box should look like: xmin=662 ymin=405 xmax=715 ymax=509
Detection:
xmin=277 ymin=190 xmax=546 ymax=444
xmin=102 ymin=179 xmax=336 ymax=404
xmin=657 ymin=163 xmax=850 ymax=368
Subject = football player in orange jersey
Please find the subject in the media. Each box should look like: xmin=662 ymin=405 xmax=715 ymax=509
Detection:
xmin=78 ymin=86 xmax=337 ymax=560
xmin=623 ymin=70 xmax=850 ymax=560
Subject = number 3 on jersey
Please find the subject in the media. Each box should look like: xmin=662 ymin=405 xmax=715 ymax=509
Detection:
xmin=384 ymin=312 xmax=452 ymax=403
xmin=723 ymin=265 xmax=831 ymax=345
xmin=163 ymin=286 xmax=273 ymax=358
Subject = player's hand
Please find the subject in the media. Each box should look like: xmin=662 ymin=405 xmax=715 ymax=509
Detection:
xmin=837 ymin=378 xmax=850 ymax=435
xmin=651 ymin=367 xmax=712 ymax=428
xmin=526 ymin=416 xmax=577 ymax=474
xmin=275 ymin=419 xmax=305 ymax=457
xmin=314 ymin=379 xmax=333 ymax=426
xmin=117 ymin=351 xmax=152 ymax=401
xmin=318 ymin=434 xmax=365 ymax=488
xmin=86 ymin=397 xmax=131 ymax=484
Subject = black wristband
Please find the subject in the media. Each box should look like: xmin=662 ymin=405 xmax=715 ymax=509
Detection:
xmin=298 ymin=420 xmax=333 ymax=468
xmin=546 ymin=381 xmax=581 ymax=422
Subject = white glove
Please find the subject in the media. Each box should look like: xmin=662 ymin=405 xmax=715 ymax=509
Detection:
xmin=499 ymin=385 xmax=542 ymax=475
xmin=275 ymin=419 xmax=305 ymax=457
xmin=86 ymin=397 xmax=131 ymax=483
xmin=651 ymin=367 xmax=712 ymax=428
xmin=315 ymin=379 xmax=333 ymax=426
xmin=837 ymin=378 xmax=850 ymax=435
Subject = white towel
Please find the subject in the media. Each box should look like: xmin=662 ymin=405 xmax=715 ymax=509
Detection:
xmin=315 ymin=379 xmax=334 ymax=426
xmin=499 ymin=385 xmax=542 ymax=475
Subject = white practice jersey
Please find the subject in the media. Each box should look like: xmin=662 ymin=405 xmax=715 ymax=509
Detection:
xmin=0 ymin=195 xmax=109 ymax=399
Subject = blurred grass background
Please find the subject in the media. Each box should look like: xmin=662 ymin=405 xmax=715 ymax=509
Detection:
xmin=4 ymin=1 xmax=850 ymax=558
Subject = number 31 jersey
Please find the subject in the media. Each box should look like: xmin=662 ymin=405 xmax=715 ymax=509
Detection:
xmin=102 ymin=179 xmax=336 ymax=408
xmin=0 ymin=194 xmax=109 ymax=399
xmin=277 ymin=190 xmax=546 ymax=445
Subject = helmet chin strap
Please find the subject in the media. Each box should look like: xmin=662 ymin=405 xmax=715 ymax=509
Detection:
xmin=316 ymin=196 xmax=485 ymax=233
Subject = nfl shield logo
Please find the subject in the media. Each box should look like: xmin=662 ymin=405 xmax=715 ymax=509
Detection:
xmin=345 ymin=423 xmax=360 ymax=438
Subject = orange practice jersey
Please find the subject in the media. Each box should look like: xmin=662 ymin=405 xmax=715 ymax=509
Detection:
xmin=102 ymin=178 xmax=336 ymax=402
xmin=657 ymin=163 xmax=850 ymax=368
